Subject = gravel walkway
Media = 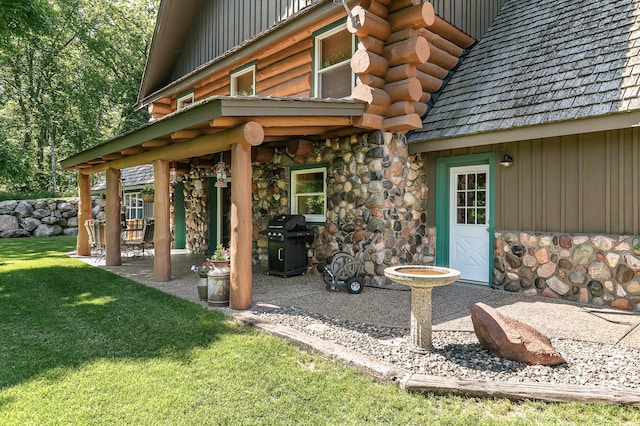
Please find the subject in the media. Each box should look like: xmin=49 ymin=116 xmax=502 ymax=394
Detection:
xmin=254 ymin=306 xmax=640 ymax=390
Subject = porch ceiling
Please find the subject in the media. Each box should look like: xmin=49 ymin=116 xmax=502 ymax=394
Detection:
xmin=61 ymin=96 xmax=367 ymax=173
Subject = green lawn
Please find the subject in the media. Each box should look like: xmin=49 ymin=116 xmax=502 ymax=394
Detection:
xmin=0 ymin=236 xmax=637 ymax=425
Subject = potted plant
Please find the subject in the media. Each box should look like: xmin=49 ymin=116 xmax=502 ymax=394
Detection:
xmin=140 ymin=185 xmax=154 ymax=203
xmin=190 ymin=262 xmax=211 ymax=301
xmin=206 ymin=244 xmax=230 ymax=307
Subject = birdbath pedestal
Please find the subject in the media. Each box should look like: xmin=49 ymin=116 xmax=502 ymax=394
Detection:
xmin=384 ymin=265 xmax=460 ymax=353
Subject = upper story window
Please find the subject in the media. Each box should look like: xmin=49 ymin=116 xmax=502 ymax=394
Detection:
xmin=313 ymin=21 xmax=355 ymax=98
xmin=177 ymin=91 xmax=194 ymax=110
xmin=291 ymin=166 xmax=326 ymax=224
xmin=230 ymin=63 xmax=256 ymax=96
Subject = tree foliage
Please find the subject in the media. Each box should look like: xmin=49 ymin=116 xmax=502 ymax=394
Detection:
xmin=0 ymin=0 xmax=158 ymax=192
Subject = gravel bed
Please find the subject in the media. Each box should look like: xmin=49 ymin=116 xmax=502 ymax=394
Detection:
xmin=255 ymin=306 xmax=640 ymax=390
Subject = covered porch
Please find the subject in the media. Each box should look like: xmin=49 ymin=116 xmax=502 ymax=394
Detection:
xmin=61 ymin=96 xmax=366 ymax=309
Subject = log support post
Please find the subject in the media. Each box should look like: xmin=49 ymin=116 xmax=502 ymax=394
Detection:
xmin=230 ymin=122 xmax=265 ymax=310
xmin=105 ymin=168 xmax=122 ymax=266
xmin=77 ymin=173 xmax=91 ymax=256
xmin=230 ymin=142 xmax=254 ymax=310
xmin=154 ymin=159 xmax=171 ymax=282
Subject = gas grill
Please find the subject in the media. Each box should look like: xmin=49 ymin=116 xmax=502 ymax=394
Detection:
xmin=266 ymin=214 xmax=314 ymax=277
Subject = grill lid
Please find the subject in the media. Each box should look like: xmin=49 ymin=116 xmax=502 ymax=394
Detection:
xmin=267 ymin=214 xmax=307 ymax=232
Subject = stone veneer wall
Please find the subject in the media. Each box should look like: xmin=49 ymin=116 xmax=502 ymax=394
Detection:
xmin=181 ymin=130 xmax=430 ymax=285
xmin=494 ymin=231 xmax=640 ymax=311
xmin=251 ymin=130 xmax=429 ymax=287
xmin=183 ymin=168 xmax=215 ymax=254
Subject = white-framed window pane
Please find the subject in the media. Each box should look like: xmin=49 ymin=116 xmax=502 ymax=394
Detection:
xmin=291 ymin=168 xmax=326 ymax=223
xmin=231 ymin=66 xmax=255 ymax=96
xmin=319 ymin=64 xmax=352 ymax=98
xmin=124 ymin=192 xmax=144 ymax=219
xmin=314 ymin=23 xmax=354 ymax=98
xmin=319 ymin=30 xmax=351 ymax=69
xmin=177 ymin=93 xmax=194 ymax=109
xmin=297 ymin=195 xmax=325 ymax=215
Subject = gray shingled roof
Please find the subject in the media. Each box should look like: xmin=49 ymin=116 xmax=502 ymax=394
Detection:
xmin=92 ymin=165 xmax=155 ymax=191
xmin=408 ymin=0 xmax=640 ymax=143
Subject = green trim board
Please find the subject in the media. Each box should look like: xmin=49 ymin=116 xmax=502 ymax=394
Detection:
xmin=435 ymin=153 xmax=495 ymax=283
xmin=174 ymin=181 xmax=186 ymax=249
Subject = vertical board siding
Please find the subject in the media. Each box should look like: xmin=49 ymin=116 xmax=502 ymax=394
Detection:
xmin=427 ymin=128 xmax=640 ymax=235
xmin=430 ymin=0 xmax=505 ymax=41
xmin=172 ymin=0 xmax=319 ymax=81
xmin=173 ymin=0 xmax=504 ymax=82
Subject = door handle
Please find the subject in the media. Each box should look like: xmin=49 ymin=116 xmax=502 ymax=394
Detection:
xmin=278 ymin=247 xmax=283 ymax=261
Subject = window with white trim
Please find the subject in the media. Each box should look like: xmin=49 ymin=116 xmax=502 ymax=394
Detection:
xmin=314 ymin=22 xmax=355 ymax=98
xmin=291 ymin=167 xmax=326 ymax=223
xmin=231 ymin=65 xmax=255 ymax=96
xmin=123 ymin=192 xmax=144 ymax=219
xmin=177 ymin=92 xmax=194 ymax=109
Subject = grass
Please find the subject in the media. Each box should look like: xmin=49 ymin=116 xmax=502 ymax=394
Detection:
xmin=0 ymin=236 xmax=638 ymax=425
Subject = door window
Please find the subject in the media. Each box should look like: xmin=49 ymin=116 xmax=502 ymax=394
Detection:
xmin=455 ymin=172 xmax=487 ymax=225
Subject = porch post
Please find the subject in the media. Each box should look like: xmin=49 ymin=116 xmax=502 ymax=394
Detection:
xmin=230 ymin=142 xmax=253 ymax=310
xmin=105 ymin=167 xmax=122 ymax=266
xmin=153 ymin=159 xmax=171 ymax=282
xmin=77 ymin=172 xmax=91 ymax=256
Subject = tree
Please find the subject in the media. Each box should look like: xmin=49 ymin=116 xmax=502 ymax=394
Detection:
xmin=0 ymin=0 xmax=158 ymax=192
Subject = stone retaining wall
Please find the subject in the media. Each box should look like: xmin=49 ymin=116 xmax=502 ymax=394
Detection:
xmin=494 ymin=231 xmax=640 ymax=311
xmin=0 ymin=198 xmax=103 ymax=238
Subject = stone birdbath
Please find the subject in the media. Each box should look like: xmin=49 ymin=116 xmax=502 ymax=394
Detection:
xmin=384 ymin=265 xmax=461 ymax=353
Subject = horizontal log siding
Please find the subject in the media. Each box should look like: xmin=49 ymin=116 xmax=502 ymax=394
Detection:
xmin=426 ymin=128 xmax=640 ymax=235
xmin=430 ymin=0 xmax=504 ymax=41
xmin=172 ymin=0 xmax=319 ymax=81
xmin=184 ymin=12 xmax=342 ymax=103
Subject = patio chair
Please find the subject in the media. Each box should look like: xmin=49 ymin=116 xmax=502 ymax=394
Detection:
xmin=87 ymin=220 xmax=106 ymax=263
xmin=122 ymin=219 xmax=153 ymax=258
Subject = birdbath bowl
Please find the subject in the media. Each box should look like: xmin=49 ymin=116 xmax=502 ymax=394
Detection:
xmin=384 ymin=265 xmax=460 ymax=353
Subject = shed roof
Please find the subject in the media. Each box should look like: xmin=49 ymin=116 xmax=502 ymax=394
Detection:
xmin=92 ymin=165 xmax=155 ymax=191
xmin=408 ymin=0 xmax=640 ymax=149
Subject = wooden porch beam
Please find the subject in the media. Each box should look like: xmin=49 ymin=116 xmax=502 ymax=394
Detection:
xmin=142 ymin=139 xmax=171 ymax=148
xmin=253 ymin=116 xmax=353 ymax=127
xmin=82 ymin=123 xmax=264 ymax=174
xmin=262 ymin=126 xmax=327 ymax=136
xmin=171 ymin=130 xmax=202 ymax=139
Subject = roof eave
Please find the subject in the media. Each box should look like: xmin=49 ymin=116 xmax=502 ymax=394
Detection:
xmin=409 ymin=110 xmax=640 ymax=154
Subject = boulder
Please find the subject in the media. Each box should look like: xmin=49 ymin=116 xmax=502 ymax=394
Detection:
xmin=19 ymin=217 xmax=41 ymax=232
xmin=14 ymin=201 xmax=33 ymax=218
xmin=0 ymin=200 xmax=17 ymax=211
xmin=0 ymin=215 xmax=19 ymax=232
xmin=470 ymin=302 xmax=565 ymax=366
xmin=33 ymin=224 xmax=63 ymax=237
xmin=1 ymin=229 xmax=32 ymax=238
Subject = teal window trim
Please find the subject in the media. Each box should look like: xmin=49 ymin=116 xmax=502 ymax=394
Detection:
xmin=312 ymin=18 xmax=354 ymax=98
xmin=229 ymin=61 xmax=257 ymax=96
xmin=290 ymin=163 xmax=327 ymax=225
xmin=435 ymin=153 xmax=495 ymax=282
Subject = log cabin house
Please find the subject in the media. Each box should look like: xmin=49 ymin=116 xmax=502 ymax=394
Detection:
xmin=62 ymin=0 xmax=640 ymax=312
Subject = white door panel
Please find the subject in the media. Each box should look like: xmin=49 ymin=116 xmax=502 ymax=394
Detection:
xmin=449 ymin=165 xmax=489 ymax=283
